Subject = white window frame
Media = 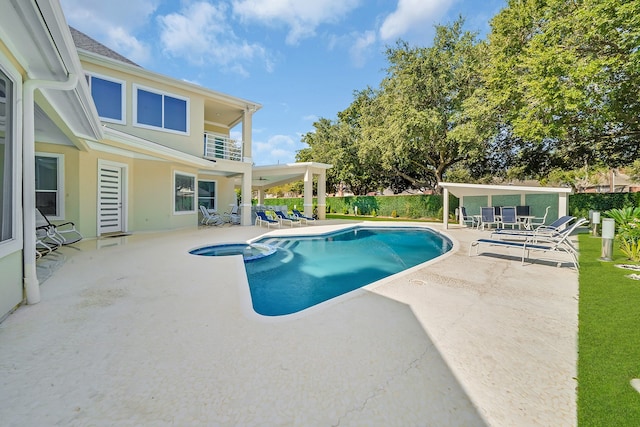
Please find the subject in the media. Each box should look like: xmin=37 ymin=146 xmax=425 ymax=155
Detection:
xmin=0 ymin=58 xmax=22 ymax=257
xmin=173 ymin=171 xmax=196 ymax=214
xmin=133 ymin=84 xmax=190 ymax=135
xmin=86 ymin=72 xmax=126 ymax=124
xmin=34 ymin=152 xmax=64 ymax=220
xmin=197 ymin=179 xmax=218 ymax=212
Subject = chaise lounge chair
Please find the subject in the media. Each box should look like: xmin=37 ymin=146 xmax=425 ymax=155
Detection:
xmin=491 ymin=215 xmax=576 ymax=240
xmin=222 ymin=205 xmax=241 ymax=225
xmin=274 ymin=210 xmax=302 ymax=227
xmin=255 ymin=211 xmax=279 ymax=228
xmin=36 ymin=208 xmax=83 ymax=245
xmin=199 ymin=205 xmax=225 ymax=226
xmin=292 ymin=209 xmax=316 ymax=224
xmin=469 ymin=218 xmax=587 ymax=269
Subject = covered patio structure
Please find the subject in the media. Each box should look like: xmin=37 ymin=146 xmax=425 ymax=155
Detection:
xmin=251 ymin=162 xmax=332 ymax=219
xmin=438 ymin=182 xmax=573 ymax=229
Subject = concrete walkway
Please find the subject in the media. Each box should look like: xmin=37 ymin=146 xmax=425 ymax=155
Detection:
xmin=0 ymin=221 xmax=578 ymax=426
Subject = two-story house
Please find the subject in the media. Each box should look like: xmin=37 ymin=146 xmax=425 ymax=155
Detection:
xmin=1 ymin=0 xmax=331 ymax=321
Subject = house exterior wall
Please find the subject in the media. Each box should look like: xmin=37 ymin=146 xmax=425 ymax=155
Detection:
xmin=0 ymin=45 xmax=24 ymax=319
xmin=81 ymin=61 xmax=212 ymax=157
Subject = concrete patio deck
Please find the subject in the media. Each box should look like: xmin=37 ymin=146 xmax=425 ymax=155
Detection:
xmin=0 ymin=221 xmax=578 ymax=426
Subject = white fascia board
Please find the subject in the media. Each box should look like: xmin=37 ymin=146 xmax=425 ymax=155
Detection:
xmin=102 ymin=126 xmax=218 ymax=169
xmin=77 ymin=50 xmax=262 ymax=112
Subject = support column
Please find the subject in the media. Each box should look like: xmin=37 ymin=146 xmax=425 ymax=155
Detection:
xmin=303 ymin=168 xmax=313 ymax=218
xmin=442 ymin=187 xmax=449 ymax=229
xmin=240 ymin=170 xmax=252 ymax=226
xmin=317 ymin=169 xmax=326 ymax=220
xmin=558 ymin=193 xmax=568 ymax=217
xmin=242 ymin=106 xmax=254 ymax=163
xmin=23 ymin=74 xmax=79 ymax=305
xmin=257 ymin=189 xmax=265 ymax=205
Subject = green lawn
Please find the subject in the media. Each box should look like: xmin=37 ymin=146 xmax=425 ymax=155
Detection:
xmin=577 ymin=234 xmax=640 ymax=426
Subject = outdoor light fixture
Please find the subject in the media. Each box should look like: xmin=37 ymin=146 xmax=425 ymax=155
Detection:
xmin=600 ymin=218 xmax=615 ymax=261
xmin=591 ymin=211 xmax=601 ymax=236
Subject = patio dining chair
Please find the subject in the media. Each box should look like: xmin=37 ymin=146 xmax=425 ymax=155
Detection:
xmin=480 ymin=207 xmax=501 ymax=230
xmin=460 ymin=207 xmax=478 ymax=229
xmin=500 ymin=207 xmax=520 ymax=230
xmin=529 ymin=206 xmax=551 ymax=229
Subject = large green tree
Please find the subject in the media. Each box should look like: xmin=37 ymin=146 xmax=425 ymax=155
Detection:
xmin=486 ymin=0 xmax=640 ymax=175
xmin=297 ymin=90 xmax=380 ymax=195
xmin=358 ymin=18 xmax=488 ymax=192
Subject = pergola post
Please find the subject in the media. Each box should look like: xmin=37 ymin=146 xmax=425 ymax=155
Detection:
xmin=442 ymin=187 xmax=449 ymax=229
xmin=317 ymin=169 xmax=326 ymax=220
xmin=303 ymin=168 xmax=313 ymax=218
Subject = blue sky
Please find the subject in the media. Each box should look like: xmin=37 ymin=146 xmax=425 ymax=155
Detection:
xmin=60 ymin=0 xmax=505 ymax=165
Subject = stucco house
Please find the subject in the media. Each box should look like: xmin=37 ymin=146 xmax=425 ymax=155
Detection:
xmin=0 ymin=0 xmax=332 ymax=320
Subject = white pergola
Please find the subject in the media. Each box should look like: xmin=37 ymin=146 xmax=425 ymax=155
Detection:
xmin=438 ymin=182 xmax=573 ymax=229
xmin=251 ymin=162 xmax=332 ymax=219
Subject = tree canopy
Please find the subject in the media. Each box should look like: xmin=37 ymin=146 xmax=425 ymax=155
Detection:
xmin=296 ymin=0 xmax=640 ymax=193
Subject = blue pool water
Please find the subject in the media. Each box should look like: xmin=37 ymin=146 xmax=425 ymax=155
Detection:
xmin=245 ymin=226 xmax=452 ymax=316
xmin=190 ymin=243 xmax=276 ymax=261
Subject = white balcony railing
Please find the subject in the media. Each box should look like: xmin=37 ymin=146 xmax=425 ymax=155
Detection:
xmin=204 ymin=132 xmax=243 ymax=162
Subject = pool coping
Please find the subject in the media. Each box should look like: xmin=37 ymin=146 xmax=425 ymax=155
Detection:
xmin=238 ymin=222 xmax=460 ymax=322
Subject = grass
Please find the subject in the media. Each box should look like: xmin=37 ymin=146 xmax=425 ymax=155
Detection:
xmin=577 ymin=234 xmax=640 ymax=426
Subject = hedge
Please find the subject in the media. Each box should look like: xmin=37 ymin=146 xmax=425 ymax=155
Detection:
xmin=258 ymin=194 xmax=457 ymax=219
xmin=257 ymin=193 xmax=639 ymax=220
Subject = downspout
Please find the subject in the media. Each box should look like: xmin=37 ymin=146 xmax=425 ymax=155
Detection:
xmin=23 ymin=73 xmax=79 ymax=305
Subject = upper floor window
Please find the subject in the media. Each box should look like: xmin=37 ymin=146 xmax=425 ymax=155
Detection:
xmin=35 ymin=153 xmax=64 ymax=219
xmin=134 ymin=85 xmax=189 ymax=134
xmin=86 ymin=74 xmax=125 ymax=124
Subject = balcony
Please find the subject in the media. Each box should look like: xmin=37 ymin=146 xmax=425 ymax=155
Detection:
xmin=204 ymin=132 xmax=243 ymax=162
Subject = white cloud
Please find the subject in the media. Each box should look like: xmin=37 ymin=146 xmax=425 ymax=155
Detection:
xmin=60 ymin=0 xmax=156 ymax=64
xmin=252 ymin=134 xmax=302 ymax=165
xmin=379 ymin=0 xmax=453 ymax=41
xmin=157 ymin=2 xmax=269 ymax=74
xmin=232 ymin=0 xmax=362 ymax=45
xmin=349 ymin=31 xmax=377 ymax=67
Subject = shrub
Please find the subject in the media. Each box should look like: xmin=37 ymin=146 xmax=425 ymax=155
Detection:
xmin=605 ymin=207 xmax=640 ymax=261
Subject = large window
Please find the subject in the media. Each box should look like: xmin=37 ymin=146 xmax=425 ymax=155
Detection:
xmin=35 ymin=153 xmax=64 ymax=218
xmin=0 ymin=67 xmax=14 ymax=243
xmin=86 ymin=74 xmax=125 ymax=123
xmin=198 ymin=180 xmax=217 ymax=211
xmin=134 ymin=85 xmax=188 ymax=134
xmin=174 ymin=172 xmax=195 ymax=213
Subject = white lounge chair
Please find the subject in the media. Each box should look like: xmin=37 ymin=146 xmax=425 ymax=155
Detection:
xmin=274 ymin=210 xmax=302 ymax=227
xmin=255 ymin=211 xmax=279 ymax=228
xmin=469 ymin=218 xmax=587 ymax=269
xmin=223 ymin=205 xmax=241 ymax=225
xmin=199 ymin=205 xmax=225 ymax=226
xmin=292 ymin=209 xmax=315 ymax=224
xmin=491 ymin=216 xmax=576 ymax=240
xmin=36 ymin=208 xmax=83 ymax=245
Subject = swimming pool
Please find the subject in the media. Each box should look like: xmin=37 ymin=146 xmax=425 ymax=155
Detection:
xmin=245 ymin=226 xmax=452 ymax=316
